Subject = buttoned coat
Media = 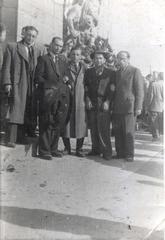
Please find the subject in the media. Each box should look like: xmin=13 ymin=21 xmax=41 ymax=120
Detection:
xmin=114 ymin=64 xmax=144 ymax=114
xmin=2 ymin=41 xmax=45 ymax=124
xmin=63 ymin=61 xmax=87 ymax=138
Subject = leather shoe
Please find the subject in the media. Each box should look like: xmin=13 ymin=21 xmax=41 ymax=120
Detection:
xmin=103 ymin=155 xmax=112 ymax=160
xmin=125 ymin=157 xmax=134 ymax=162
xmin=63 ymin=148 xmax=71 ymax=155
xmin=87 ymin=150 xmax=100 ymax=156
xmin=52 ymin=152 xmax=63 ymax=158
xmin=76 ymin=151 xmax=85 ymax=157
xmin=39 ymin=154 xmax=52 ymax=160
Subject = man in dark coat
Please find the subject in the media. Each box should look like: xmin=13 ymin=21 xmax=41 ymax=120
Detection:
xmin=113 ymin=51 xmax=144 ymax=162
xmin=84 ymin=50 xmax=116 ymax=160
xmin=35 ymin=37 xmax=70 ymax=160
xmin=2 ymin=26 xmax=45 ymax=147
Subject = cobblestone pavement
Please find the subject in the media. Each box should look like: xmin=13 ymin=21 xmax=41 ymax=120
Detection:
xmin=0 ymin=131 xmax=164 ymax=240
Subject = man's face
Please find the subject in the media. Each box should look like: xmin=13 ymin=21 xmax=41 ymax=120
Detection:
xmin=94 ymin=54 xmax=106 ymax=67
xmin=70 ymin=49 xmax=82 ymax=63
xmin=24 ymin=30 xmax=38 ymax=45
xmin=117 ymin=53 xmax=129 ymax=69
xmin=51 ymin=39 xmax=63 ymax=54
xmin=0 ymin=30 xmax=6 ymax=43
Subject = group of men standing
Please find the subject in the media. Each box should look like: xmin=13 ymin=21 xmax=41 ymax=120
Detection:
xmin=0 ymin=24 xmax=145 ymax=162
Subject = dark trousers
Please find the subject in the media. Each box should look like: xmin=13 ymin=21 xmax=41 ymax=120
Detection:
xmin=88 ymin=110 xmax=112 ymax=157
xmin=5 ymin=122 xmax=35 ymax=144
xmin=149 ymin=111 xmax=163 ymax=138
xmin=114 ymin=113 xmax=135 ymax=158
xmin=62 ymin=137 xmax=84 ymax=152
xmin=39 ymin=117 xmax=60 ymax=156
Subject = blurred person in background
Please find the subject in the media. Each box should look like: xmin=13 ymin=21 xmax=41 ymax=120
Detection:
xmin=146 ymin=71 xmax=164 ymax=141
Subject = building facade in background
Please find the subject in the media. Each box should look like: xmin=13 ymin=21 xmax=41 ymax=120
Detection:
xmin=0 ymin=0 xmax=64 ymax=44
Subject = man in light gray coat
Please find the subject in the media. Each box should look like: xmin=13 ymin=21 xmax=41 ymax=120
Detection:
xmin=146 ymin=72 xmax=164 ymax=141
xmin=2 ymin=26 xmax=45 ymax=147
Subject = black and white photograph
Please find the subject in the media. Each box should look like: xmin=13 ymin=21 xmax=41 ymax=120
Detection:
xmin=0 ymin=0 xmax=164 ymax=239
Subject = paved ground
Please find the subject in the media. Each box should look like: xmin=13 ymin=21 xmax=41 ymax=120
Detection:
xmin=0 ymin=130 xmax=164 ymax=240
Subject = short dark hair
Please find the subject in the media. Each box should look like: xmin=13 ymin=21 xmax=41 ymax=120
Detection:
xmin=0 ymin=23 xmax=6 ymax=33
xmin=23 ymin=26 xmax=39 ymax=34
xmin=117 ymin=51 xmax=130 ymax=59
xmin=70 ymin=44 xmax=82 ymax=53
xmin=52 ymin=37 xmax=63 ymax=43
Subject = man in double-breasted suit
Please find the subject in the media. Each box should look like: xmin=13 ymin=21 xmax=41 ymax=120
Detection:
xmin=84 ymin=50 xmax=116 ymax=160
xmin=2 ymin=26 xmax=45 ymax=147
xmin=113 ymin=51 xmax=144 ymax=161
xmin=35 ymin=37 xmax=70 ymax=160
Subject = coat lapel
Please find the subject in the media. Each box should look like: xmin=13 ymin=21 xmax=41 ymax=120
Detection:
xmin=17 ymin=41 xmax=29 ymax=62
xmin=33 ymin=46 xmax=38 ymax=67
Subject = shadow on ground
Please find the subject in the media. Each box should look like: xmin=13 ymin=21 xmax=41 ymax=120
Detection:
xmin=0 ymin=206 xmax=163 ymax=240
xmin=86 ymin=156 xmax=163 ymax=180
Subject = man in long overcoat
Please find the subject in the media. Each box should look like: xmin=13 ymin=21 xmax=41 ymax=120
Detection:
xmin=35 ymin=37 xmax=70 ymax=160
xmin=84 ymin=50 xmax=116 ymax=160
xmin=113 ymin=51 xmax=144 ymax=162
xmin=2 ymin=26 xmax=45 ymax=147
xmin=62 ymin=45 xmax=87 ymax=157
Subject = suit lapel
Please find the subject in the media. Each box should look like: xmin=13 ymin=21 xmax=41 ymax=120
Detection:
xmin=17 ymin=41 xmax=29 ymax=62
xmin=48 ymin=54 xmax=59 ymax=76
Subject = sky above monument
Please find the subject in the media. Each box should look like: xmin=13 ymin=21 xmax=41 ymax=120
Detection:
xmin=98 ymin=0 xmax=165 ymax=75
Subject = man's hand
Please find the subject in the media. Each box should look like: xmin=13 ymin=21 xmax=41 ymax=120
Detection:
xmin=103 ymin=100 xmax=110 ymax=111
xmin=86 ymin=97 xmax=93 ymax=110
xmin=63 ymin=76 xmax=69 ymax=84
xmin=110 ymin=84 xmax=115 ymax=92
xmin=134 ymin=109 xmax=142 ymax=117
xmin=5 ymin=85 xmax=12 ymax=96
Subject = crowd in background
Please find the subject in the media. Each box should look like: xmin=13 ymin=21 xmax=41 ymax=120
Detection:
xmin=0 ymin=22 xmax=164 ymax=162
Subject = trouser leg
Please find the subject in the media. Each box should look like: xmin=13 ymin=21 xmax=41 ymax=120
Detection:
xmin=158 ymin=112 xmax=163 ymax=135
xmin=76 ymin=138 xmax=84 ymax=152
xmin=62 ymin=137 xmax=71 ymax=152
xmin=88 ymin=111 xmax=100 ymax=153
xmin=6 ymin=123 xmax=18 ymax=143
xmin=124 ymin=114 xmax=135 ymax=158
xmin=39 ymin=118 xmax=51 ymax=156
xmin=114 ymin=114 xmax=125 ymax=157
xmin=51 ymin=126 xmax=60 ymax=154
xmin=150 ymin=112 xmax=159 ymax=138
xmin=98 ymin=112 xmax=112 ymax=157
xmin=24 ymin=94 xmax=37 ymax=137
